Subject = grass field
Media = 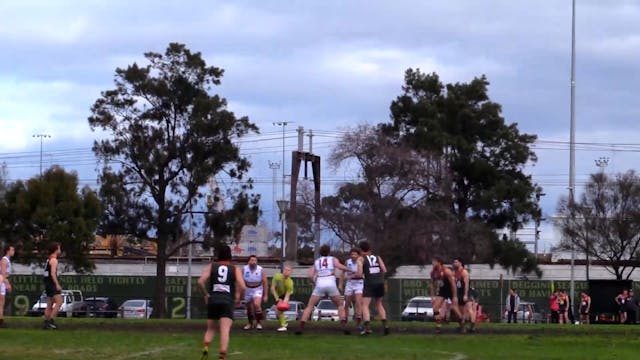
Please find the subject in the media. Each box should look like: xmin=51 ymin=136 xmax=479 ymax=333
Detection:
xmin=1 ymin=317 xmax=640 ymax=359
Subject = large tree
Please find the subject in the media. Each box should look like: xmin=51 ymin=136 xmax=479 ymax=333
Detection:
xmin=89 ymin=43 xmax=258 ymax=317
xmin=382 ymin=69 xmax=540 ymax=267
xmin=384 ymin=69 xmax=539 ymax=230
xmin=556 ymin=171 xmax=640 ymax=280
xmin=0 ymin=166 xmax=101 ymax=272
xmin=322 ymin=124 xmax=456 ymax=271
xmin=323 ymin=70 xmax=542 ymax=274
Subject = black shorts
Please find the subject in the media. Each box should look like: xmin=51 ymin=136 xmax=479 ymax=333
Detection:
xmin=363 ymin=283 xmax=385 ymax=298
xmin=45 ymin=283 xmax=61 ymax=297
xmin=457 ymin=290 xmax=468 ymax=306
xmin=208 ymin=300 xmax=234 ymax=320
xmin=438 ymin=287 xmax=453 ymax=300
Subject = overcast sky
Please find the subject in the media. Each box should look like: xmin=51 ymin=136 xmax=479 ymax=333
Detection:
xmin=1 ymin=0 xmax=639 ymax=251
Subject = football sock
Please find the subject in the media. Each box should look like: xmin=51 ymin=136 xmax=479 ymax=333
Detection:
xmin=279 ymin=314 xmax=286 ymax=327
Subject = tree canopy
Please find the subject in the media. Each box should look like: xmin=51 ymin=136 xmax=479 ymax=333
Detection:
xmin=323 ymin=70 xmax=542 ymax=274
xmin=0 ymin=166 xmax=101 ymax=272
xmin=88 ymin=43 xmax=258 ymax=317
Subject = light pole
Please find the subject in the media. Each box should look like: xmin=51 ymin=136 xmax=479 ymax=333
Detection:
xmin=277 ymin=200 xmax=289 ymax=268
xmin=273 ymin=122 xmax=289 ymax=261
xmin=186 ymin=210 xmax=194 ymax=319
xmin=32 ymin=134 xmax=51 ymax=176
xmin=594 ymin=157 xmax=609 ymax=173
xmin=268 ymin=161 xmax=281 ymax=238
xmin=568 ymin=0 xmax=577 ymax=314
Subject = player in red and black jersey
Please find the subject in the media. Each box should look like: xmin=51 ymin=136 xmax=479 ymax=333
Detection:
xmin=197 ymin=245 xmax=246 ymax=360
xmin=430 ymin=257 xmax=461 ymax=333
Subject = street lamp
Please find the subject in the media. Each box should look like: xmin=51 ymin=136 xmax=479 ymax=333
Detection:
xmin=32 ymin=134 xmax=51 ymax=176
xmin=273 ymin=122 xmax=289 ymax=263
xmin=594 ymin=157 xmax=609 ymax=173
xmin=277 ymin=200 xmax=290 ymax=268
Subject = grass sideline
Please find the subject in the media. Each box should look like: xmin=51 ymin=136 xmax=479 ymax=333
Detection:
xmin=1 ymin=317 xmax=640 ymax=359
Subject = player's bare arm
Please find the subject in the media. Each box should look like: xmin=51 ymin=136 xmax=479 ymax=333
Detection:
xmin=50 ymin=258 xmax=61 ymax=291
xmin=333 ymin=257 xmax=348 ymax=271
xmin=446 ymin=269 xmax=457 ymax=301
xmin=0 ymin=258 xmax=9 ymax=291
xmin=378 ymin=256 xmax=387 ymax=274
xmin=261 ymin=270 xmax=268 ymax=303
xmin=270 ymin=280 xmax=278 ymax=301
xmin=463 ymin=270 xmax=470 ymax=300
xmin=354 ymin=257 xmax=363 ymax=278
xmin=234 ymin=267 xmax=246 ymax=305
xmin=197 ymin=264 xmax=212 ymax=301
xmin=307 ymin=265 xmax=316 ymax=284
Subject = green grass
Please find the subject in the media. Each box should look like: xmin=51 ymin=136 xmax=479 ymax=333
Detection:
xmin=1 ymin=317 xmax=640 ymax=359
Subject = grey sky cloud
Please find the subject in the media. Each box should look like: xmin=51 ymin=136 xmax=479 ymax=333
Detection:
xmin=1 ymin=0 xmax=639 ymax=250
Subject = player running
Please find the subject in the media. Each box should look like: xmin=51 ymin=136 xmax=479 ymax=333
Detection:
xmin=197 ymin=245 xmax=246 ymax=360
xmin=340 ymin=247 xmax=364 ymax=331
xmin=242 ymin=255 xmax=268 ymax=330
xmin=295 ymin=245 xmax=349 ymax=335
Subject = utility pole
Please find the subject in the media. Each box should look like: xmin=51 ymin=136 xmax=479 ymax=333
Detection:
xmin=32 ymin=134 xmax=51 ymax=176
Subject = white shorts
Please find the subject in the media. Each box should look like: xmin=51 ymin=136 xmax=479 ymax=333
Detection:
xmin=344 ymin=280 xmax=364 ymax=296
xmin=244 ymin=287 xmax=264 ymax=302
xmin=312 ymin=276 xmax=340 ymax=297
xmin=0 ymin=282 xmax=6 ymax=296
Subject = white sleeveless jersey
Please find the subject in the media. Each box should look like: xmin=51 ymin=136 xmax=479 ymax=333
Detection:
xmin=345 ymin=258 xmax=358 ymax=278
xmin=1 ymin=256 xmax=10 ymax=276
xmin=243 ymin=265 xmax=264 ymax=288
xmin=315 ymin=256 xmax=336 ymax=277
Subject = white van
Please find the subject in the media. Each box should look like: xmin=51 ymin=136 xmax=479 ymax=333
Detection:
xmin=401 ymin=296 xmax=434 ymax=321
xmin=30 ymin=290 xmax=84 ymax=318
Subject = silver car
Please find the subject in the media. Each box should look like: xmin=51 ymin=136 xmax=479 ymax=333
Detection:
xmin=502 ymin=301 xmax=544 ymax=323
xmin=118 ymin=299 xmax=153 ymax=319
xmin=266 ymin=301 xmax=306 ymax=321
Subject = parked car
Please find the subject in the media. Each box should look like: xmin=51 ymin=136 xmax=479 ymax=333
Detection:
xmin=29 ymin=290 xmax=85 ymax=317
xmin=266 ymin=301 xmax=306 ymax=321
xmin=401 ymin=296 xmax=434 ymax=322
xmin=82 ymin=297 xmax=119 ymax=318
xmin=233 ymin=301 xmax=248 ymax=320
xmin=118 ymin=299 xmax=153 ymax=319
xmin=312 ymin=299 xmax=342 ymax=321
xmin=502 ymin=301 xmax=544 ymax=323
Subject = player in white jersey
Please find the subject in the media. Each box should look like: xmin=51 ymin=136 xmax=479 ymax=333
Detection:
xmin=295 ymin=245 xmax=350 ymax=335
xmin=242 ymin=255 xmax=268 ymax=330
xmin=0 ymin=244 xmax=15 ymax=328
xmin=340 ymin=247 xmax=364 ymax=331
